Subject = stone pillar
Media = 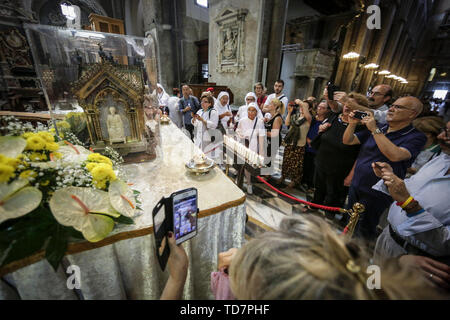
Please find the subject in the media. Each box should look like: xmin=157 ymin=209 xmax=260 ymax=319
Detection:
xmin=304 ymin=77 xmax=316 ymax=100
xmin=265 ymin=0 xmax=289 ymax=89
xmin=142 ymin=0 xmax=179 ymax=90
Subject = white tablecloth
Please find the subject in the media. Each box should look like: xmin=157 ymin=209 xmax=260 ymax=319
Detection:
xmin=0 ymin=121 xmax=246 ymax=299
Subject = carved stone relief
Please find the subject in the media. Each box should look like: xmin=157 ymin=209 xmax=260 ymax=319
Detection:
xmin=214 ymin=7 xmax=248 ymax=73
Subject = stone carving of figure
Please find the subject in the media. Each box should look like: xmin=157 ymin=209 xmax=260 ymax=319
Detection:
xmin=222 ymin=28 xmax=237 ymax=60
xmin=107 ymin=106 xmax=126 ymax=144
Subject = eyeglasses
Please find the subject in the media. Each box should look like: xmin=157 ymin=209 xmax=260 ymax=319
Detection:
xmin=368 ymin=91 xmax=386 ymax=97
xmin=390 ymin=104 xmax=413 ymax=111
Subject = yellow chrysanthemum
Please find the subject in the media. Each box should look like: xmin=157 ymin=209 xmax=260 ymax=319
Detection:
xmin=0 ymin=163 xmax=15 ymax=182
xmin=50 ymin=152 xmax=62 ymax=160
xmin=92 ymin=178 xmax=107 ymax=190
xmin=56 ymin=121 xmax=70 ymax=129
xmin=25 ymin=136 xmax=46 ymax=151
xmin=91 ymin=163 xmax=116 ymax=181
xmin=22 ymin=132 xmax=35 ymax=139
xmin=85 ymin=162 xmax=98 ymax=172
xmin=37 ymin=131 xmax=55 ymax=143
xmin=28 ymin=152 xmax=47 ymax=161
xmin=45 ymin=142 xmax=59 ymax=152
xmin=0 ymin=154 xmax=19 ymax=168
xmin=19 ymin=170 xmax=37 ymax=180
xmin=40 ymin=180 xmax=50 ymax=186
xmin=87 ymin=153 xmax=113 ymax=166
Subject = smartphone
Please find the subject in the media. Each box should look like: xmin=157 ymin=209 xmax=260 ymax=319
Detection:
xmin=327 ymin=82 xmax=339 ymax=100
xmin=171 ymin=188 xmax=198 ymax=245
xmin=353 ymin=110 xmax=368 ymax=120
xmin=152 ymin=197 xmax=170 ymax=271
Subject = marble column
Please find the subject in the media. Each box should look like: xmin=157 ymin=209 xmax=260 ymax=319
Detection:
xmin=265 ymin=0 xmax=289 ymax=88
xmin=304 ymin=77 xmax=316 ymax=100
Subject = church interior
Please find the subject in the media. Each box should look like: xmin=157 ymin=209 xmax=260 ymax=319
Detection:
xmin=0 ymin=0 xmax=449 ymax=302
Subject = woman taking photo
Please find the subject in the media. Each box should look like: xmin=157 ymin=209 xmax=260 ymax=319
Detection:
xmin=192 ymin=95 xmax=218 ymax=154
xmin=277 ymin=99 xmax=312 ymax=189
xmin=263 ymin=98 xmax=284 ymax=159
xmin=309 ymin=92 xmax=367 ymax=214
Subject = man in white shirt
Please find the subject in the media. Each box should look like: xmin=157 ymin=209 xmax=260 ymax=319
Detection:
xmin=264 ymin=79 xmax=289 ymax=118
xmin=372 ymin=120 xmax=450 ymax=289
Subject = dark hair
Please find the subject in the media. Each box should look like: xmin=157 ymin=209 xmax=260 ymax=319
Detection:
xmin=173 ymin=88 xmax=180 ymax=95
xmin=201 ymin=95 xmax=214 ymax=107
xmin=275 ymin=79 xmax=285 ymax=86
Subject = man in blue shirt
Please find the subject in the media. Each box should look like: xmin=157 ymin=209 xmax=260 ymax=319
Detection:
xmin=342 ymin=96 xmax=427 ymax=240
xmin=178 ymin=85 xmax=200 ymax=141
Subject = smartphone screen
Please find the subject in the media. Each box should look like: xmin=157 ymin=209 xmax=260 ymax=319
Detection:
xmin=172 ymin=188 xmax=198 ymax=245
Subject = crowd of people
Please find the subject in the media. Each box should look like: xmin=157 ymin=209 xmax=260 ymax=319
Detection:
xmin=152 ymin=80 xmax=450 ymax=299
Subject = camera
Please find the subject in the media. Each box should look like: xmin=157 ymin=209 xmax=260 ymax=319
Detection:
xmin=353 ymin=110 xmax=368 ymax=120
xmin=327 ymin=82 xmax=340 ymax=100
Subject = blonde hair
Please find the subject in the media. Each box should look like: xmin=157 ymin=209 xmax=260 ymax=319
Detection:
xmin=271 ymin=98 xmax=285 ymax=115
xmin=229 ymin=215 xmax=443 ymax=300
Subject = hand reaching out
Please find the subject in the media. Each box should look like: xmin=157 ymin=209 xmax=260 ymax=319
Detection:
xmin=318 ymin=122 xmax=331 ymax=133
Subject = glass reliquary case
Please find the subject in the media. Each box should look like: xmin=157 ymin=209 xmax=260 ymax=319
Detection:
xmin=24 ymin=23 xmax=160 ymax=163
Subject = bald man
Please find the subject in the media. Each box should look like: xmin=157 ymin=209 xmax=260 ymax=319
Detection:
xmin=341 ymin=96 xmax=427 ymax=240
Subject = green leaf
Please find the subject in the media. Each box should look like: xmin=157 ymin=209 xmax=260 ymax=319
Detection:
xmin=133 ymin=190 xmax=140 ymax=195
xmin=113 ymin=215 xmax=134 ymax=225
xmin=1 ymin=221 xmax=52 ymax=267
xmin=64 ymin=226 xmax=84 ymax=240
xmin=45 ymin=224 xmax=68 ymax=271
xmin=136 ymin=206 xmax=142 ymax=211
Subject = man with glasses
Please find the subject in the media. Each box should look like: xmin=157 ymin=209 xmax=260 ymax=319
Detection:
xmin=342 ymin=96 xmax=427 ymax=240
xmin=342 ymin=85 xmax=393 ymax=124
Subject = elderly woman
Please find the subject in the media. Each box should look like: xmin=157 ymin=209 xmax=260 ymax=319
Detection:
xmin=155 ymin=83 xmax=170 ymax=114
xmin=236 ymin=103 xmax=266 ymax=193
xmin=192 ymin=95 xmax=218 ymax=154
xmin=277 ymin=99 xmax=312 ymax=189
xmin=214 ymin=91 xmax=233 ymax=134
xmin=407 ymin=116 xmax=444 ymax=175
xmin=235 ymin=92 xmax=263 ymax=124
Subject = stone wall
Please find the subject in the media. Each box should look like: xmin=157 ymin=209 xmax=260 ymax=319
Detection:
xmin=208 ymin=0 xmax=264 ymax=106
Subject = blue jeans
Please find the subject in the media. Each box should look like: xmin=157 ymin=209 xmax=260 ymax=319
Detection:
xmin=345 ymin=185 xmax=392 ymax=241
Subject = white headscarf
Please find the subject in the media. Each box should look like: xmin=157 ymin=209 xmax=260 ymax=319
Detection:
xmin=156 ymin=83 xmax=170 ymax=107
xmin=245 ymin=92 xmax=257 ymax=106
xmin=214 ymin=91 xmax=231 ymax=128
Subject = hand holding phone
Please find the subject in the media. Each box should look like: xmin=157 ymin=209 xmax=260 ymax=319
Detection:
xmin=353 ymin=110 xmax=369 ymax=120
xmin=172 ymin=188 xmax=198 ymax=245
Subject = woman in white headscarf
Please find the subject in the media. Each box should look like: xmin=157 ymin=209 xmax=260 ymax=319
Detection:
xmin=235 ymin=92 xmax=263 ymax=124
xmin=214 ymin=91 xmax=233 ymax=132
xmin=155 ymin=83 xmax=170 ymax=113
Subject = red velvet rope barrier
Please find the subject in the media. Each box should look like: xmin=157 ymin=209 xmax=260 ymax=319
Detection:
xmin=256 ymin=176 xmax=345 ymax=213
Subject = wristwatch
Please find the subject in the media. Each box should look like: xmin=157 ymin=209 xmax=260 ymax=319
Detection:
xmin=372 ymin=128 xmax=383 ymax=135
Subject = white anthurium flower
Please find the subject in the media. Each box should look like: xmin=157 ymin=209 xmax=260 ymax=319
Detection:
xmin=57 ymin=145 xmax=92 ymax=163
xmin=49 ymin=187 xmax=120 ymax=242
xmin=0 ymin=179 xmax=42 ymax=224
xmin=0 ymin=136 xmax=27 ymax=158
xmin=109 ymin=180 xmax=136 ymax=218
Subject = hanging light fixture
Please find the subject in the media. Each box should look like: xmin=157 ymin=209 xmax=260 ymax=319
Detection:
xmin=343 ymin=52 xmax=360 ymax=60
xmin=61 ymin=2 xmax=77 ymax=20
xmin=364 ymin=63 xmax=379 ymax=69
xmin=378 ymin=70 xmax=391 ymax=75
